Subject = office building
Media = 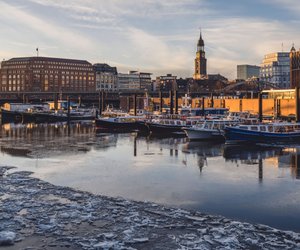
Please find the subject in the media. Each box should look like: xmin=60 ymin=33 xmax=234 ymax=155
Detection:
xmin=156 ymin=74 xmax=177 ymax=91
xmin=237 ymin=65 xmax=260 ymax=80
xmin=259 ymin=52 xmax=290 ymax=89
xmin=93 ymin=63 xmax=118 ymax=92
xmin=118 ymin=71 xmax=152 ymax=91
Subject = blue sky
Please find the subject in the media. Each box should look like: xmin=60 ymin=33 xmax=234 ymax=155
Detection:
xmin=0 ymin=0 xmax=299 ymax=79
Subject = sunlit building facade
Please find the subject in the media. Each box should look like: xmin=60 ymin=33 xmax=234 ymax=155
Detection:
xmin=259 ymin=52 xmax=290 ymax=89
xmin=93 ymin=63 xmax=118 ymax=92
xmin=0 ymin=57 xmax=95 ymax=92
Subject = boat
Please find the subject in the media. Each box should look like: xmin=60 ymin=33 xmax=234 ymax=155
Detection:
xmin=1 ymin=108 xmax=23 ymax=123
xmin=1 ymin=102 xmax=96 ymax=124
xmin=224 ymin=122 xmax=300 ymax=145
xmin=147 ymin=116 xmax=200 ymax=136
xmin=95 ymin=116 xmax=148 ymax=133
xmin=184 ymin=119 xmax=239 ymax=141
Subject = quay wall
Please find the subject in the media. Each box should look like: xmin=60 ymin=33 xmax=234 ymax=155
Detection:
xmin=148 ymin=97 xmax=297 ymax=117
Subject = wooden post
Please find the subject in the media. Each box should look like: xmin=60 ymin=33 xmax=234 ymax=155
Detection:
xmin=276 ymin=99 xmax=281 ymax=119
xmin=159 ymin=91 xmax=163 ymax=113
xmin=202 ymin=96 xmax=205 ymax=117
xmin=210 ymin=93 xmax=214 ymax=108
xmin=175 ymin=90 xmax=179 ymax=114
xmin=98 ymin=92 xmax=101 ymax=116
xmin=296 ymin=87 xmax=300 ymax=122
xmin=239 ymin=99 xmax=242 ymax=112
xmin=169 ymin=90 xmax=174 ymax=115
xmin=133 ymin=93 xmax=137 ymax=116
xmin=127 ymin=96 xmax=130 ymax=113
xmin=54 ymin=93 xmax=58 ymax=110
xmin=258 ymin=92 xmax=263 ymax=122
xmin=67 ymin=96 xmax=71 ymax=125
xmin=101 ymin=91 xmax=105 ymax=112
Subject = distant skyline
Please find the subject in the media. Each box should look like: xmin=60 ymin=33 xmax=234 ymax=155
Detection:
xmin=0 ymin=0 xmax=299 ymax=80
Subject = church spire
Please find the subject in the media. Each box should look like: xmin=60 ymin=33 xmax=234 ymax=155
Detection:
xmin=197 ymin=29 xmax=204 ymax=52
xmin=194 ymin=29 xmax=207 ymax=79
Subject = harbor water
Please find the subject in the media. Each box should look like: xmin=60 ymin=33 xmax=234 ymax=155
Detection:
xmin=1 ymin=122 xmax=300 ymax=232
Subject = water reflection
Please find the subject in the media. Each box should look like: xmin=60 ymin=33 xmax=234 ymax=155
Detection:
xmin=0 ymin=122 xmax=118 ymax=158
xmin=223 ymin=144 xmax=284 ymax=162
xmin=282 ymin=147 xmax=300 ymax=180
xmin=182 ymin=141 xmax=223 ymax=173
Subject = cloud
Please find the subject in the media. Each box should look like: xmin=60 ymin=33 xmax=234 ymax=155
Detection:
xmin=264 ymin=0 xmax=300 ymax=13
xmin=0 ymin=1 xmax=94 ymax=52
xmin=1 ymin=0 xmax=300 ymax=80
xmin=27 ymin=0 xmax=98 ymax=14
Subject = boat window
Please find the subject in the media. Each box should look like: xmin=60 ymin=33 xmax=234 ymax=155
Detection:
xmin=213 ymin=123 xmax=219 ymax=129
xmin=260 ymin=126 xmax=266 ymax=132
xmin=267 ymin=126 xmax=273 ymax=132
xmin=239 ymin=126 xmax=248 ymax=130
xmin=274 ymin=126 xmax=285 ymax=132
xmin=250 ymin=126 xmax=258 ymax=131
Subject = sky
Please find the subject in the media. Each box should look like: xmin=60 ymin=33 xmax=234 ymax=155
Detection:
xmin=0 ymin=0 xmax=299 ymax=80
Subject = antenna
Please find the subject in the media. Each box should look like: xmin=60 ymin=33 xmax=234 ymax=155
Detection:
xmin=36 ymin=47 xmax=39 ymax=57
xmin=281 ymin=42 xmax=284 ymax=52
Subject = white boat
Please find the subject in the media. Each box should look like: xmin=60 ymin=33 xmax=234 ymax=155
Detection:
xmin=184 ymin=119 xmax=239 ymax=141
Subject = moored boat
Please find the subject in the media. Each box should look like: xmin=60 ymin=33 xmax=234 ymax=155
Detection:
xmin=147 ymin=117 xmax=200 ymax=136
xmin=95 ymin=116 xmax=148 ymax=133
xmin=224 ymin=122 xmax=300 ymax=145
xmin=184 ymin=119 xmax=239 ymax=141
xmin=1 ymin=108 xmax=23 ymax=123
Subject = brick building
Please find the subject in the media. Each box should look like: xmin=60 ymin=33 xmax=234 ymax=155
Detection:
xmin=0 ymin=57 xmax=95 ymax=92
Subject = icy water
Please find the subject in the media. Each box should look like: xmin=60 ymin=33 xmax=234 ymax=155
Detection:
xmin=1 ymin=122 xmax=300 ymax=232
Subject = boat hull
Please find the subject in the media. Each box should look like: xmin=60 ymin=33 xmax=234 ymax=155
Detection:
xmin=95 ymin=119 xmax=148 ymax=133
xmin=184 ymin=128 xmax=224 ymax=141
xmin=147 ymin=123 xmax=186 ymax=135
xmin=1 ymin=109 xmax=23 ymax=123
xmin=224 ymin=127 xmax=300 ymax=144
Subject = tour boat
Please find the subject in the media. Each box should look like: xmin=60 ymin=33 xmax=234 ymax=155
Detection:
xmin=224 ymin=122 xmax=300 ymax=144
xmin=183 ymin=119 xmax=239 ymax=141
xmin=95 ymin=116 xmax=148 ymax=133
xmin=147 ymin=117 xmax=200 ymax=136
xmin=21 ymin=109 xmax=96 ymax=123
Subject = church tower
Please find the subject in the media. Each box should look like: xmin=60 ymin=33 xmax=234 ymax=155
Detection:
xmin=193 ymin=31 xmax=207 ymax=79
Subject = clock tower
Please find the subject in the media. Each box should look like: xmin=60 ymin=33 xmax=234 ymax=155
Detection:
xmin=193 ymin=31 xmax=207 ymax=79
